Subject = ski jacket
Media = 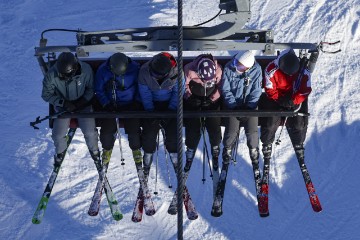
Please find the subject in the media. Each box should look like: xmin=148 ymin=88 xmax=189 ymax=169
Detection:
xmin=138 ymin=54 xmax=183 ymax=111
xmin=184 ymin=54 xmax=223 ymax=102
xmin=42 ymin=61 xmax=94 ymax=108
xmin=95 ymin=57 xmax=140 ymax=107
xmin=221 ymin=59 xmax=262 ymax=109
xmin=264 ymin=49 xmax=312 ymax=105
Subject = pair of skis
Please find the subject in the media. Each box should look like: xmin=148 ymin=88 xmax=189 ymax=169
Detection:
xmin=131 ymin=162 xmax=156 ymax=222
xmin=131 ymin=157 xmax=199 ymax=222
xmin=257 ymin=155 xmax=322 ymax=217
xmin=167 ymin=158 xmax=198 ymax=220
xmin=32 ymin=128 xmax=122 ymax=224
xmin=88 ymin=154 xmax=123 ymax=220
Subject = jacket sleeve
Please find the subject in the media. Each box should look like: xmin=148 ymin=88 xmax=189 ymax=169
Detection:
xmin=221 ymin=67 xmax=237 ymax=109
xmin=264 ymin=66 xmax=279 ymax=101
xmin=246 ymin=63 xmax=263 ymax=109
xmin=82 ymin=65 xmax=95 ymax=102
xmin=41 ymin=73 xmax=62 ymax=107
xmin=293 ymin=69 xmax=312 ymax=105
xmin=183 ymin=63 xmax=192 ymax=99
xmin=168 ymin=78 xmax=183 ymax=110
xmin=138 ymin=71 xmax=154 ymax=111
xmin=95 ymin=67 xmax=111 ymax=107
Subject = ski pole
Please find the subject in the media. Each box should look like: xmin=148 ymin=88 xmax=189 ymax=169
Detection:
xmin=200 ymin=118 xmax=213 ymax=179
xmin=160 ymin=127 xmax=172 ymax=188
xmin=275 ymin=103 xmax=302 ymax=145
xmin=115 ymin=118 xmax=125 ymax=166
xmin=30 ymin=110 xmax=67 ymax=129
xmin=154 ymin=130 xmax=160 ymax=195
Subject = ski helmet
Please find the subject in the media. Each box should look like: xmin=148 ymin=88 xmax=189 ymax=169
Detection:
xmin=150 ymin=53 xmax=172 ymax=78
xmin=57 ymin=52 xmax=78 ymax=78
xmin=197 ymin=58 xmax=216 ymax=81
xmin=109 ymin=52 xmax=129 ymax=75
xmin=279 ymin=50 xmax=300 ymax=75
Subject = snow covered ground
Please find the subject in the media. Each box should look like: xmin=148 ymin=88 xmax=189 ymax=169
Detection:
xmin=0 ymin=0 xmax=359 ymax=239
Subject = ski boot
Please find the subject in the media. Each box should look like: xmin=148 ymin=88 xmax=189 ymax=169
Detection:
xmin=262 ymin=144 xmax=272 ymax=161
xmin=53 ymin=151 xmax=66 ymax=168
xmin=184 ymin=148 xmax=196 ymax=172
xmin=142 ymin=152 xmax=153 ymax=175
xmin=222 ymin=147 xmax=232 ymax=164
xmin=132 ymin=149 xmax=142 ymax=165
xmin=102 ymin=149 xmax=112 ymax=166
xmin=294 ymin=144 xmax=305 ymax=164
xmin=90 ymin=150 xmax=102 ymax=172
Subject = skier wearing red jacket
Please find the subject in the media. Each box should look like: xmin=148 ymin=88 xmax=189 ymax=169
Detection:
xmin=260 ymin=49 xmax=312 ymax=161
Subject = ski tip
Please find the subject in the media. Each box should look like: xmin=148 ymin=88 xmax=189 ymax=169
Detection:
xmin=113 ymin=214 xmax=124 ymax=221
xmin=32 ymin=218 xmax=42 ymax=224
xmin=131 ymin=217 xmax=142 ymax=223
xmin=259 ymin=212 xmax=269 ymax=218
xmin=210 ymin=211 xmax=223 ymax=218
xmin=88 ymin=211 xmax=99 ymax=217
xmin=313 ymin=206 xmax=323 ymax=213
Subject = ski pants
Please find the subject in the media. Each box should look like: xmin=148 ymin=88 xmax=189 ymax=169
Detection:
xmin=222 ymin=116 xmax=259 ymax=150
xmin=141 ymin=101 xmax=177 ymax=153
xmin=98 ymin=102 xmax=142 ymax=151
xmin=259 ymin=95 xmax=309 ymax=146
xmin=52 ymin=106 xmax=99 ymax=154
xmin=184 ymin=100 xmax=222 ymax=150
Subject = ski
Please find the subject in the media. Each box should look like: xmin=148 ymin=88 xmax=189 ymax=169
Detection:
xmin=167 ymin=158 xmax=198 ymax=220
xmin=88 ymin=151 xmax=123 ymax=220
xmin=168 ymin=185 xmax=198 ymax=220
xmin=258 ymin=157 xmax=270 ymax=217
xmin=88 ymin=164 xmax=108 ymax=216
xmin=298 ymin=160 xmax=322 ymax=212
xmin=103 ymin=177 xmax=123 ymax=220
xmin=32 ymin=128 xmax=77 ymax=224
xmin=211 ymin=161 xmax=230 ymax=217
xmin=131 ymin=188 xmax=144 ymax=222
xmin=212 ymin=157 xmax=220 ymax=199
xmin=131 ymin=162 xmax=155 ymax=222
xmin=251 ymin=159 xmax=262 ymax=204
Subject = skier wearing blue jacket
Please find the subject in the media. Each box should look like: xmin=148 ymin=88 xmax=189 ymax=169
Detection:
xmin=137 ymin=52 xmax=181 ymax=174
xmin=221 ymin=51 xmax=262 ymax=161
xmin=95 ymin=52 xmax=142 ymax=164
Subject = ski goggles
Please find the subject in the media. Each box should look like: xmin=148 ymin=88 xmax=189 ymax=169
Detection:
xmin=232 ymin=58 xmax=249 ymax=73
xmin=58 ymin=66 xmax=78 ymax=80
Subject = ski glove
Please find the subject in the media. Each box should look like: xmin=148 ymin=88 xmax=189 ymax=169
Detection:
xmin=278 ymin=93 xmax=295 ymax=109
xmin=63 ymin=101 xmax=77 ymax=112
xmin=72 ymin=97 xmax=89 ymax=110
xmin=186 ymin=96 xmax=201 ymax=108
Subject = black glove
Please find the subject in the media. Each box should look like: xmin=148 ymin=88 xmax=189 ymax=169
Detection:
xmin=278 ymin=93 xmax=295 ymax=109
xmin=103 ymin=104 xmax=116 ymax=112
xmin=186 ymin=96 xmax=201 ymax=108
xmin=63 ymin=101 xmax=77 ymax=112
xmin=201 ymin=99 xmax=213 ymax=108
xmin=72 ymin=97 xmax=89 ymax=110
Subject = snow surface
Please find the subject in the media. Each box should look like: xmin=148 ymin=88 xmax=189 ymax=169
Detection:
xmin=0 ymin=0 xmax=359 ymax=239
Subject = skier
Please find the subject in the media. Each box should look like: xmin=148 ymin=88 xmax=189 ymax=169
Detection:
xmin=221 ymin=50 xmax=262 ymax=166
xmin=41 ymin=52 xmax=100 ymax=167
xmin=183 ymin=54 xmax=223 ymax=186
xmin=137 ymin=52 xmax=180 ymax=171
xmin=212 ymin=50 xmax=262 ymax=217
xmin=260 ymin=48 xmax=312 ymax=162
xmin=94 ymin=52 xmax=142 ymax=167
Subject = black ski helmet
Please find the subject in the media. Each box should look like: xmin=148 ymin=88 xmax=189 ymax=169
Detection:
xmin=109 ymin=52 xmax=129 ymax=75
xmin=150 ymin=53 xmax=172 ymax=77
xmin=279 ymin=50 xmax=300 ymax=75
xmin=57 ymin=52 xmax=78 ymax=77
